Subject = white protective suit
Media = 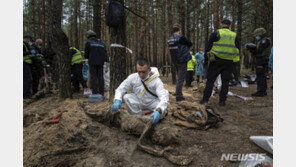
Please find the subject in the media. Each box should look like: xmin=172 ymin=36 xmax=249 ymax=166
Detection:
xmin=114 ymin=67 xmax=169 ymax=118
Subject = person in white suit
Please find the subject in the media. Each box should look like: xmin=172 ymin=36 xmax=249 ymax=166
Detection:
xmin=111 ymin=58 xmax=169 ymax=124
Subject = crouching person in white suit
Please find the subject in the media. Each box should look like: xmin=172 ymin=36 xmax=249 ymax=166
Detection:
xmin=111 ymin=58 xmax=169 ymax=125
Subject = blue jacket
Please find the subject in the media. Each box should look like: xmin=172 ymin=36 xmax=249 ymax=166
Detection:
xmin=167 ymin=34 xmax=192 ymax=64
xmin=195 ymin=52 xmax=205 ymax=75
xmin=268 ymin=47 xmax=273 ymax=72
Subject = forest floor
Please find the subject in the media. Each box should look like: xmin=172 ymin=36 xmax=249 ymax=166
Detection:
xmin=23 ymin=74 xmax=273 ymax=167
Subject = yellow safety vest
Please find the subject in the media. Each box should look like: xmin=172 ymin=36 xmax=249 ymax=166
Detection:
xmin=210 ymin=28 xmax=240 ymax=62
xmin=23 ymin=43 xmax=32 ymax=64
xmin=187 ymin=55 xmax=197 ymax=71
xmin=70 ymin=47 xmax=83 ymax=65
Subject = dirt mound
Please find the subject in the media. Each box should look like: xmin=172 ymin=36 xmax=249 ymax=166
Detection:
xmin=24 ymin=77 xmax=273 ymax=166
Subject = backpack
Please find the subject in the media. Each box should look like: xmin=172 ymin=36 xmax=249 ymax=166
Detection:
xmin=105 ymin=1 xmax=124 ymax=28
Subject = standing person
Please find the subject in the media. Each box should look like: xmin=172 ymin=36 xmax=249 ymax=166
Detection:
xmin=167 ymin=23 xmax=192 ymax=101
xmin=31 ymin=39 xmax=44 ymax=95
xmin=185 ymin=50 xmax=197 ymax=88
xmin=84 ymin=30 xmax=109 ymax=96
xmin=246 ymin=28 xmax=271 ymax=96
xmin=23 ymin=36 xmax=33 ymax=99
xmin=195 ymin=48 xmax=205 ymax=83
xmin=200 ymin=19 xmax=240 ymax=106
xmin=69 ymin=46 xmax=89 ymax=93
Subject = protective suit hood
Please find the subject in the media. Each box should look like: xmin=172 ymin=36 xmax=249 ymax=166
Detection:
xmin=142 ymin=67 xmax=160 ymax=81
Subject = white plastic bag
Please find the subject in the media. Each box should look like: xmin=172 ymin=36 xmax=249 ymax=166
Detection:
xmin=250 ymin=136 xmax=273 ymax=154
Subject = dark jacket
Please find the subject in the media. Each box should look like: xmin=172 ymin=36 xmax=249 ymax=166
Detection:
xmin=23 ymin=42 xmax=31 ymax=57
xmin=31 ymin=44 xmax=44 ymax=71
xmin=84 ymin=39 xmax=108 ymax=66
xmin=41 ymin=47 xmax=55 ymax=66
xmin=249 ymin=36 xmax=270 ymax=58
xmin=168 ymin=34 xmax=192 ymax=64
xmin=204 ymin=27 xmax=240 ymax=65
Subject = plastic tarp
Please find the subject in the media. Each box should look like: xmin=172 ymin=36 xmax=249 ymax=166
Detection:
xmin=227 ymin=91 xmax=253 ymax=101
xmin=250 ymin=136 xmax=273 ymax=154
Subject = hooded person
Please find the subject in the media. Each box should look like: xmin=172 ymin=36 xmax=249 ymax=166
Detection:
xmin=246 ymin=27 xmax=271 ymax=96
xmin=111 ymin=58 xmax=169 ymax=125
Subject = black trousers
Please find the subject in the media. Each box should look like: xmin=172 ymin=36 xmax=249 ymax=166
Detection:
xmin=32 ymin=68 xmax=41 ymax=95
xmin=232 ymin=62 xmax=239 ymax=83
xmin=196 ymin=75 xmax=205 ymax=83
xmin=72 ymin=63 xmax=87 ymax=91
xmin=23 ymin=62 xmax=32 ymax=98
xmin=175 ymin=63 xmax=187 ymax=98
xmin=202 ymin=59 xmax=233 ymax=102
xmin=89 ymin=64 xmax=104 ymax=95
xmin=256 ymin=57 xmax=267 ymax=93
xmin=185 ymin=71 xmax=194 ymax=87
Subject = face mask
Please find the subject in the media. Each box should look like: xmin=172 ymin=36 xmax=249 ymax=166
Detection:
xmin=255 ymin=36 xmax=261 ymax=40
xmin=37 ymin=45 xmax=42 ymax=49
xmin=189 ymin=51 xmax=193 ymax=55
xmin=28 ymin=42 xmax=32 ymax=46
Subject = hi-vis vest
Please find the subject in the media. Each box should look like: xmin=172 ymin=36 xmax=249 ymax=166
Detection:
xmin=187 ymin=55 xmax=197 ymax=71
xmin=70 ymin=47 xmax=83 ymax=65
xmin=23 ymin=43 xmax=32 ymax=64
xmin=210 ymin=28 xmax=240 ymax=62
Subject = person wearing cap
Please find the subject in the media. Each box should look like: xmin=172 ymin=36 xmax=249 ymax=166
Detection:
xmin=23 ymin=35 xmax=33 ymax=99
xmin=167 ymin=23 xmax=192 ymax=102
xmin=246 ymin=28 xmax=271 ymax=97
xmin=69 ymin=46 xmax=89 ymax=93
xmin=200 ymin=18 xmax=240 ymax=106
xmin=84 ymin=30 xmax=109 ymax=96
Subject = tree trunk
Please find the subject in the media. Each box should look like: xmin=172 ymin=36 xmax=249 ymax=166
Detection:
xmin=162 ymin=0 xmax=167 ymax=72
xmin=78 ymin=1 xmax=83 ymax=50
xmin=204 ymin=0 xmax=210 ymax=52
xmin=186 ymin=0 xmax=191 ymax=40
xmin=153 ymin=1 xmax=158 ymax=67
xmin=179 ymin=0 xmax=185 ymax=36
xmin=41 ymin=0 xmax=46 ymax=47
xmin=109 ymin=0 xmax=127 ymax=100
xmin=167 ymin=0 xmax=176 ymax=84
xmin=236 ymin=0 xmax=243 ymax=76
xmin=132 ymin=0 xmax=139 ymax=66
xmin=196 ymin=0 xmax=200 ymax=50
xmin=219 ymin=0 xmax=224 ymax=22
xmin=31 ymin=0 xmax=36 ymax=38
xmin=214 ymin=0 xmax=219 ymax=30
xmin=102 ymin=0 xmax=108 ymax=43
xmin=48 ymin=0 xmax=72 ymax=98
xmin=231 ymin=0 xmax=236 ymax=31
xmin=139 ymin=0 xmax=146 ymax=59
xmin=93 ymin=0 xmax=102 ymax=39
xmin=74 ymin=0 xmax=80 ymax=48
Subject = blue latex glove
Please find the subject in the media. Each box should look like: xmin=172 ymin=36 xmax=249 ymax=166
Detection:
xmin=30 ymin=49 xmax=36 ymax=55
xmin=148 ymin=110 xmax=161 ymax=125
xmin=111 ymin=100 xmax=122 ymax=112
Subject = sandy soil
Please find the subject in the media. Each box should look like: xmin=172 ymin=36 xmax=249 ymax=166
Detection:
xmin=23 ymin=75 xmax=273 ymax=167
